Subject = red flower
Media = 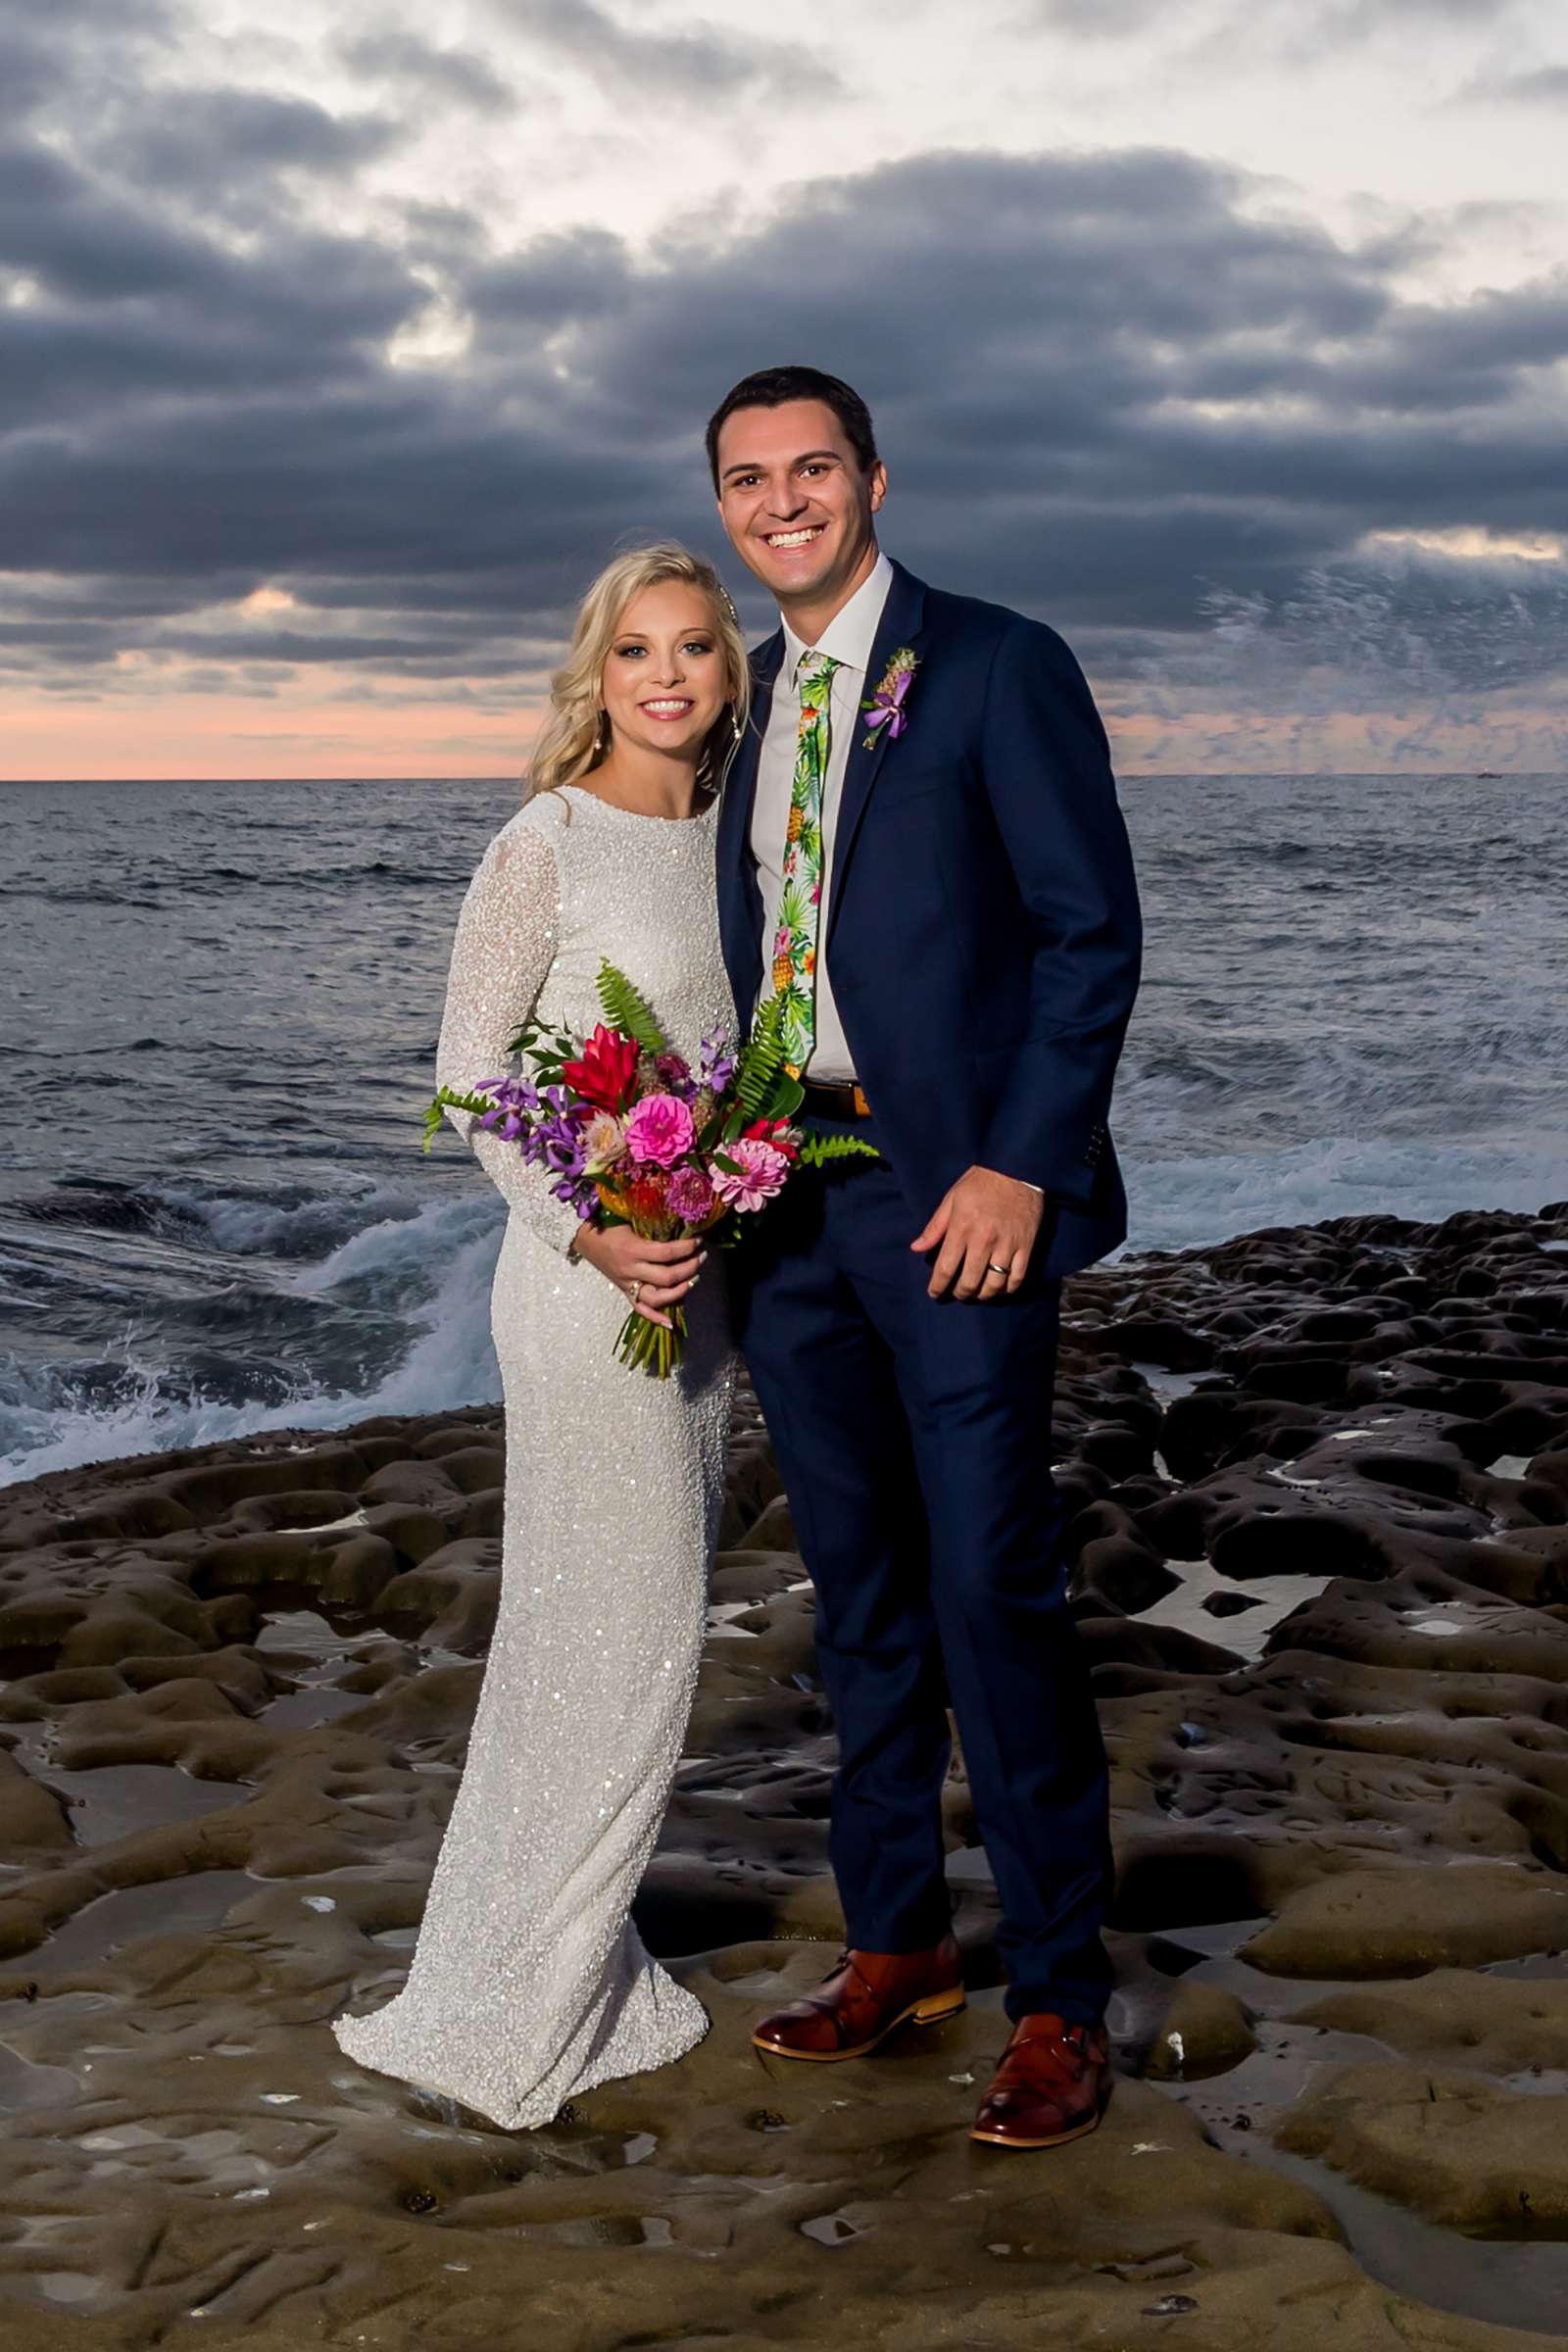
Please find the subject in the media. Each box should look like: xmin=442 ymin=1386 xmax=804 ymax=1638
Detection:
xmin=622 ymin=1170 xmax=676 ymax=1236
xmin=562 ymin=1024 xmax=639 ymax=1112
xmin=744 ymin=1116 xmax=799 ymax=1160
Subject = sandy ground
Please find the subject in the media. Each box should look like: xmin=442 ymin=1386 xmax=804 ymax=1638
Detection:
xmin=1 ymin=1200 xmax=1566 ymax=2351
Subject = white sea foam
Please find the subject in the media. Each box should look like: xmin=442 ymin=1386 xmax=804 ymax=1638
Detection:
xmin=285 ymin=1189 xmax=494 ymax=1298
xmin=0 ymin=1191 xmax=505 ymax=1490
xmin=1115 ymin=1131 xmax=1566 ymax=1259
xmin=155 ymin=1183 xmax=421 ymax=1260
xmin=315 ymin=1203 xmax=504 ymax=1414
xmin=0 ymin=1358 xmax=327 ymax=1487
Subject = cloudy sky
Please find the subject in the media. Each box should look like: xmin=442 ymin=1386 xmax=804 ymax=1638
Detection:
xmin=3 ymin=0 xmax=1566 ymax=778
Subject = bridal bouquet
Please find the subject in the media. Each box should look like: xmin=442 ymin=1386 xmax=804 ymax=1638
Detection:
xmin=425 ymin=962 xmax=874 ymax=1377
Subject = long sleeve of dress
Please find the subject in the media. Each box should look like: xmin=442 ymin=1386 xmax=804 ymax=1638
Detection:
xmin=434 ymin=817 xmax=584 ymax=1256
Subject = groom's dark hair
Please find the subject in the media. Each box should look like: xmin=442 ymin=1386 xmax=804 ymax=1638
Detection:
xmin=706 ymin=366 xmax=878 ymax=491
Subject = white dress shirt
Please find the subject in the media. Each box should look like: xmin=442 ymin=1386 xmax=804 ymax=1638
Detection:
xmin=750 ymin=549 xmax=894 ymax=1083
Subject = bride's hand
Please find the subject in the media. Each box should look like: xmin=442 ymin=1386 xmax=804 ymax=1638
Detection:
xmin=569 ymin=1225 xmax=706 ymax=1330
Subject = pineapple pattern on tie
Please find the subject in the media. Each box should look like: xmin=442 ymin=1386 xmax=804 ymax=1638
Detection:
xmin=771 ymin=650 xmax=840 ymax=1076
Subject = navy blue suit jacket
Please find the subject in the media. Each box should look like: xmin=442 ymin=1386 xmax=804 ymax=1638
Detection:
xmin=716 ymin=556 xmax=1143 ymax=1280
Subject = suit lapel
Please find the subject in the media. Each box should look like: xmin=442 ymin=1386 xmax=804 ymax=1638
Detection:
xmin=826 ymin=559 xmax=928 ymax=953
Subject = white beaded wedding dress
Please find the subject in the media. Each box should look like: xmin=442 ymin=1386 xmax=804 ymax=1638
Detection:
xmin=331 ymin=782 xmax=738 ymax=2129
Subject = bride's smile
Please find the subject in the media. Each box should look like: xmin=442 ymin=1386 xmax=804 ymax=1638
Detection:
xmin=597 ymin=580 xmax=729 ymax=799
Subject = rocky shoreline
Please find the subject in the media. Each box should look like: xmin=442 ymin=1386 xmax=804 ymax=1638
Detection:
xmin=1 ymin=1200 xmax=1567 ymax=2350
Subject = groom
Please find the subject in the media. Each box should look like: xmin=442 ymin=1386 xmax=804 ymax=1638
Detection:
xmin=709 ymin=365 xmax=1143 ymax=2150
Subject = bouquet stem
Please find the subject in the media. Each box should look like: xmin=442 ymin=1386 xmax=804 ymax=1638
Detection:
xmin=615 ymin=1303 xmax=688 ymax=1380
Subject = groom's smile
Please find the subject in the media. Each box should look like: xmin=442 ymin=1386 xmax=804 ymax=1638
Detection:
xmin=713 ymin=395 xmax=887 ymax=631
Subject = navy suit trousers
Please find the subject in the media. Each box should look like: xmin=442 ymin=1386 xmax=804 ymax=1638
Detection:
xmin=732 ymin=1120 xmax=1114 ymax=2026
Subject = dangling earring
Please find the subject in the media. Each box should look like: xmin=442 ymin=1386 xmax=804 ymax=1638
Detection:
xmin=729 ymin=703 xmax=742 ymax=746
xmin=594 ymin=710 xmax=609 ymax=756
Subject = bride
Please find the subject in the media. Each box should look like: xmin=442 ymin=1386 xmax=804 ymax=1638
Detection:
xmin=331 ymin=544 xmax=752 ymax=2128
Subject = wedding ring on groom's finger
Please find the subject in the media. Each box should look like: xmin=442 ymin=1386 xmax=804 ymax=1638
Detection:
xmin=987 ymin=1261 xmax=1009 ymax=1278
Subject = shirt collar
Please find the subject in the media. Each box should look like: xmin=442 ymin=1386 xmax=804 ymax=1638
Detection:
xmin=782 ymin=548 xmax=895 ymax=685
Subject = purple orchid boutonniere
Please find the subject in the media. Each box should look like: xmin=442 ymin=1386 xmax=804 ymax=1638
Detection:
xmin=860 ymin=646 xmax=919 ymax=752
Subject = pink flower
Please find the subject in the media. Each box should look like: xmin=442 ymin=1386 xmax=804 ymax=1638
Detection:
xmin=667 ymin=1164 xmax=716 ymax=1227
xmin=623 ymin=1091 xmax=695 ymax=1169
xmin=711 ymin=1137 xmax=791 ymax=1213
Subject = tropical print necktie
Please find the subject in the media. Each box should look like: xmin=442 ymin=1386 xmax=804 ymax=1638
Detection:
xmin=770 ymin=649 xmax=839 ymax=1076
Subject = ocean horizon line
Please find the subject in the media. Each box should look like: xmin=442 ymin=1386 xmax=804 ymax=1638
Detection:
xmin=4 ymin=765 xmax=1565 ymax=788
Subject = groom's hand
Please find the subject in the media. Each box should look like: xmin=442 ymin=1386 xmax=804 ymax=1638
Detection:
xmin=910 ymin=1166 xmax=1044 ymax=1300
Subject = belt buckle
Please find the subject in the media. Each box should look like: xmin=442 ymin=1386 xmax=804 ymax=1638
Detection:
xmin=807 ymin=1078 xmax=870 ymax=1120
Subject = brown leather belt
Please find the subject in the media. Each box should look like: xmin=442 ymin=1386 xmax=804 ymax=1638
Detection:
xmin=800 ymin=1077 xmax=873 ymax=1120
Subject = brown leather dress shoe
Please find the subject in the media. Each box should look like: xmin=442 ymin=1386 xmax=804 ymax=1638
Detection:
xmin=970 ymin=2012 xmax=1111 ymax=2148
xmin=752 ymin=1934 xmax=965 ymax=2061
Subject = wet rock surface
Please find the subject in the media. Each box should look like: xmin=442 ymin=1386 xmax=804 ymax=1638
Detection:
xmin=0 ymin=1201 xmax=1566 ymax=2348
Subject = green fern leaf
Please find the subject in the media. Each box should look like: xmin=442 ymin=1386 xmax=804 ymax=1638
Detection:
xmin=595 ymin=960 xmax=667 ymax=1054
xmin=507 ymin=1019 xmax=572 ymax=1060
xmin=735 ymin=994 xmax=786 ymax=1121
xmin=422 ymin=1085 xmax=498 ymax=1152
xmin=796 ymin=1132 xmax=881 ymax=1167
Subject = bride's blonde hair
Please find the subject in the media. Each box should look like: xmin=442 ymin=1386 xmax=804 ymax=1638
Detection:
xmin=525 ymin=543 xmax=752 ymax=804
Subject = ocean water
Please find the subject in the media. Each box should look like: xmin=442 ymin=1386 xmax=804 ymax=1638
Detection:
xmin=1 ymin=771 xmax=1563 ymax=1487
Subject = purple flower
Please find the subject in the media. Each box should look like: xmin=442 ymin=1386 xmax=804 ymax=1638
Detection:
xmin=862 ymin=665 xmax=913 ymax=739
xmin=667 ymin=1164 xmax=716 ymax=1227
xmin=697 ymin=1027 xmax=737 ymax=1094
xmin=655 ymin=1052 xmax=696 ymax=1100
xmin=465 ymin=1066 xmax=606 ymax=1220
xmin=473 ymin=1072 xmax=542 ymax=1144
xmin=859 ymin=647 xmax=920 ymax=749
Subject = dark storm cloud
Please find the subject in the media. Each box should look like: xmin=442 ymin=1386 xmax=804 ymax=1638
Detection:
xmin=1464 ymin=64 xmax=1568 ymax=102
xmin=111 ymin=88 xmax=401 ymax=192
xmin=2 ymin=135 xmax=1565 ymax=706
xmin=486 ymin=0 xmax=837 ymax=97
xmin=0 ymin=0 xmax=171 ymax=128
xmin=339 ymin=30 xmax=516 ymax=117
xmin=453 ymin=148 xmax=1567 ymax=636
xmin=0 ymin=28 xmax=62 ymax=126
xmin=1026 ymin=0 xmax=1521 ymax=30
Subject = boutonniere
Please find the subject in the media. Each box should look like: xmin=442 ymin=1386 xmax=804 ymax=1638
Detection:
xmin=860 ymin=646 xmax=919 ymax=751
